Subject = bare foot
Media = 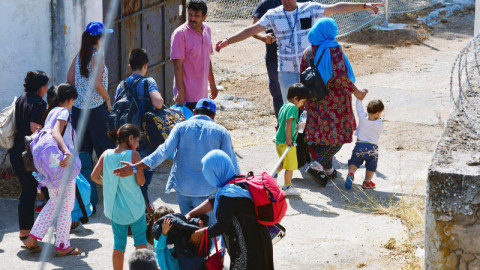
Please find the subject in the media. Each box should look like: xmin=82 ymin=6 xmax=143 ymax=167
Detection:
xmin=23 ymin=236 xmax=38 ymax=248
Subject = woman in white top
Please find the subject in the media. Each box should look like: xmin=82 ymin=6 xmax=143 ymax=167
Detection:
xmin=66 ymin=21 xmax=116 ymax=213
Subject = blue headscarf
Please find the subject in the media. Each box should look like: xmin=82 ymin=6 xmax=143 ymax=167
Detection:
xmin=202 ymin=150 xmax=252 ymax=214
xmin=308 ymin=18 xmax=356 ymax=84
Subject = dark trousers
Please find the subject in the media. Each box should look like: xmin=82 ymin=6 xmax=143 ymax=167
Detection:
xmin=10 ymin=150 xmax=49 ymax=230
xmin=138 ymin=144 xmax=154 ymax=206
xmin=266 ymin=59 xmax=283 ymax=119
xmin=141 ymin=169 xmax=154 ymax=206
xmin=311 ymin=144 xmax=343 ymax=170
xmin=71 ymin=104 xmax=115 ymax=155
xmin=72 ymin=104 xmax=115 ymax=207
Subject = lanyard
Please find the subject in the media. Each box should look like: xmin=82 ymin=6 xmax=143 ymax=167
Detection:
xmin=283 ymin=6 xmax=298 ymax=46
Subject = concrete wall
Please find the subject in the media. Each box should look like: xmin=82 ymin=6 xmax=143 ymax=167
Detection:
xmin=425 ymin=115 xmax=480 ymax=269
xmin=0 ymin=0 xmax=103 ymax=110
xmin=0 ymin=0 xmax=102 ymax=168
xmin=0 ymin=0 xmax=52 ymax=109
xmin=51 ymin=0 xmax=103 ymax=85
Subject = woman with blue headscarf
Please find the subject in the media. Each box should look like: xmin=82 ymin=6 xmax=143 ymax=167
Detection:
xmin=300 ymin=18 xmax=368 ymax=186
xmin=186 ymin=150 xmax=274 ymax=270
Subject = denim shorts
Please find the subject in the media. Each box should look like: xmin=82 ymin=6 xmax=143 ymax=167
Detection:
xmin=111 ymin=213 xmax=147 ymax=252
xmin=348 ymin=142 xmax=379 ymax=172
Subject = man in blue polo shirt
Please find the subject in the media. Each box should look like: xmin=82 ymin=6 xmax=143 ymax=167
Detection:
xmin=113 ymin=99 xmax=240 ymax=224
xmin=114 ymin=48 xmax=165 ymax=207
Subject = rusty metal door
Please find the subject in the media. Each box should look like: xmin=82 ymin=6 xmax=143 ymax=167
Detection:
xmin=103 ymin=0 xmax=185 ymax=103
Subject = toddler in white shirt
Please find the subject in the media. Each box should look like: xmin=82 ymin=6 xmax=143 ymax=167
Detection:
xmin=345 ymin=97 xmax=384 ymax=190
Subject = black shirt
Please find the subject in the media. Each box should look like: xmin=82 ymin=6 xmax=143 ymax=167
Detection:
xmin=12 ymin=92 xmax=47 ymax=153
xmin=253 ymin=0 xmax=311 ymax=62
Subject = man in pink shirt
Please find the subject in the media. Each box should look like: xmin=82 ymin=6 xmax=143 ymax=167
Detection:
xmin=171 ymin=0 xmax=218 ymax=111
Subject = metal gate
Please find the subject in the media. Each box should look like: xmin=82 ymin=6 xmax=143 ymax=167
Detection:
xmin=103 ymin=0 xmax=186 ymax=103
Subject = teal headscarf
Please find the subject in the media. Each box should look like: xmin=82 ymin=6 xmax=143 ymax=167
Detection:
xmin=202 ymin=150 xmax=252 ymax=214
xmin=308 ymin=18 xmax=356 ymax=84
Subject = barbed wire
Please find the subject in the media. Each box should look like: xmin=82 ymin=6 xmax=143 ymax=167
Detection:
xmin=206 ymin=0 xmax=441 ymax=81
xmin=450 ymin=32 xmax=480 ymax=138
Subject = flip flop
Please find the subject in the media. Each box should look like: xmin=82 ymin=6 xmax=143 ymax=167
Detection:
xmin=56 ymin=247 xmax=81 ymax=257
xmin=21 ymin=244 xmax=42 ymax=253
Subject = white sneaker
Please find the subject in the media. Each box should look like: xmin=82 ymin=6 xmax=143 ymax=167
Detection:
xmin=283 ymin=185 xmax=301 ymax=196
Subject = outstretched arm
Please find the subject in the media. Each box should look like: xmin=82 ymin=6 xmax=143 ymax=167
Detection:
xmin=324 ymin=2 xmax=383 ymax=17
xmin=252 ymin=17 xmax=276 ymax=45
xmin=216 ymin=23 xmax=266 ymax=52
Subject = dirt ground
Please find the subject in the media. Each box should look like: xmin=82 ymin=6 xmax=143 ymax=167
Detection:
xmin=0 ymin=4 xmax=476 ymax=270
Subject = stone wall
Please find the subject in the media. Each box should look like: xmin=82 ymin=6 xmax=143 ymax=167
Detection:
xmin=426 ymin=114 xmax=480 ymax=269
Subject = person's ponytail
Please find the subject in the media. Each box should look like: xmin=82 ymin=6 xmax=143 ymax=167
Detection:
xmin=79 ymin=31 xmax=101 ymax=78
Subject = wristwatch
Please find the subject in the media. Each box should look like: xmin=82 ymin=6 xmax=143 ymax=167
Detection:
xmin=132 ymin=165 xmax=138 ymax=174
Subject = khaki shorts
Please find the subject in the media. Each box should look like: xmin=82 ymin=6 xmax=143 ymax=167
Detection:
xmin=276 ymin=143 xmax=298 ymax=171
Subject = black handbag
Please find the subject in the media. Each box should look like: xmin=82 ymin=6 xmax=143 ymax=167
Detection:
xmin=300 ymin=48 xmax=329 ymax=101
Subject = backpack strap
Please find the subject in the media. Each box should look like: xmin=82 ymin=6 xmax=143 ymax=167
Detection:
xmin=75 ymin=183 xmax=89 ymax=224
xmin=142 ymin=78 xmax=154 ymax=113
xmin=314 ymin=48 xmax=327 ymax=69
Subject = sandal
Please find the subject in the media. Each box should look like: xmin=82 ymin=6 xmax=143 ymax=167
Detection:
xmin=70 ymin=222 xmax=80 ymax=231
xmin=56 ymin=247 xmax=82 ymax=257
xmin=19 ymin=236 xmax=28 ymax=241
xmin=21 ymin=244 xmax=42 ymax=253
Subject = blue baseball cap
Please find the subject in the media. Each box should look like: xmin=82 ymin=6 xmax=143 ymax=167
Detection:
xmin=86 ymin=21 xmax=113 ymax=36
xmin=195 ymin=99 xmax=216 ymax=114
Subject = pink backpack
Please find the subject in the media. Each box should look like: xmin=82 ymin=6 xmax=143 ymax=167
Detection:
xmin=30 ymin=107 xmax=81 ymax=189
xmin=228 ymin=172 xmax=287 ymax=225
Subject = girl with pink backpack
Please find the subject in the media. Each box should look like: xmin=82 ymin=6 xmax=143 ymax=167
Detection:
xmin=22 ymin=83 xmax=82 ymax=256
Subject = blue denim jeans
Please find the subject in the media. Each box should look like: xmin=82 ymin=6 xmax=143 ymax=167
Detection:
xmin=266 ymin=59 xmax=283 ymax=119
xmin=278 ymin=72 xmax=300 ymax=103
xmin=176 ymin=193 xmax=216 ymax=226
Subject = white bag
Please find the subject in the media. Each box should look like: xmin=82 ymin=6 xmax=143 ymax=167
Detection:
xmin=0 ymin=97 xmax=17 ymax=149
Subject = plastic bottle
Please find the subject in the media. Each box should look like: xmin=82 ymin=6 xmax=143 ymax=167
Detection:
xmin=298 ymin=110 xmax=307 ymax=133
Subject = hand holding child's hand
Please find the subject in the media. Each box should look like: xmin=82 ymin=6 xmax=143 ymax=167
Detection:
xmin=354 ymin=88 xmax=368 ymax=101
xmin=162 ymin=218 xmax=173 ymax=236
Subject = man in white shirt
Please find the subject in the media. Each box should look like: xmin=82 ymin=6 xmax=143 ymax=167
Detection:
xmin=216 ymin=0 xmax=382 ymax=103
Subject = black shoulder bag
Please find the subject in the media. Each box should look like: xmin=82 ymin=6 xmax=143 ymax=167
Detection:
xmin=300 ymin=48 xmax=329 ymax=101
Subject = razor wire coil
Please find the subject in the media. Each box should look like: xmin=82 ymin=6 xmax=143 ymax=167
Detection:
xmin=450 ymin=32 xmax=480 ymax=137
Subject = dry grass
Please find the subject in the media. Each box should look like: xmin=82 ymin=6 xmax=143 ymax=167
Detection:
xmin=329 ymin=176 xmax=425 ymax=270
